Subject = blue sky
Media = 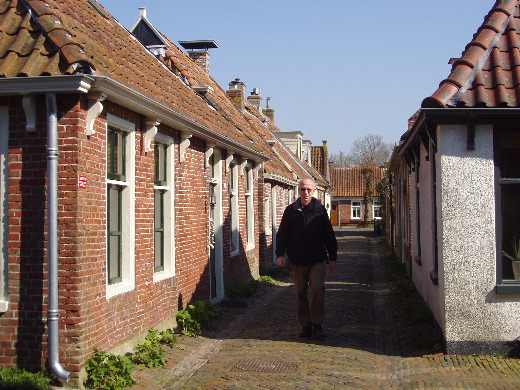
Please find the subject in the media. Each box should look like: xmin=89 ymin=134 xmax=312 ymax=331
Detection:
xmin=101 ymin=1 xmax=493 ymax=155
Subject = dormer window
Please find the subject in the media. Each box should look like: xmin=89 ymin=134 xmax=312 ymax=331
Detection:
xmin=130 ymin=8 xmax=168 ymax=56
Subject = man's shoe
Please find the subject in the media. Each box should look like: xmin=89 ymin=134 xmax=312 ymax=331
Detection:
xmin=299 ymin=325 xmax=312 ymax=337
xmin=312 ymin=324 xmax=325 ymax=340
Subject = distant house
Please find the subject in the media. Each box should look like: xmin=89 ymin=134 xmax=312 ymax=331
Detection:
xmin=388 ymin=0 xmax=520 ymax=355
xmin=330 ymin=167 xmax=386 ymax=226
xmin=0 ymin=0 xmax=329 ymax=383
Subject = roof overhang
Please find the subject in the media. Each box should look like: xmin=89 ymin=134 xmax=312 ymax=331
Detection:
xmin=399 ymin=107 xmax=520 ymax=157
xmin=0 ymin=75 xmax=268 ymax=163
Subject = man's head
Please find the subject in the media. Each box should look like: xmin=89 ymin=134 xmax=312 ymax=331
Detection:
xmin=298 ymin=178 xmax=315 ymax=206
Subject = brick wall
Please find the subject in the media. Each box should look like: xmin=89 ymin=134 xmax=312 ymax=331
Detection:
xmin=0 ymin=94 xmax=276 ymax=374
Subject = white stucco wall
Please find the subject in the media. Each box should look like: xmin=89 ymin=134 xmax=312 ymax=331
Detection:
xmin=412 ymin=141 xmax=444 ymax=329
xmin=438 ymin=123 xmax=520 ymax=354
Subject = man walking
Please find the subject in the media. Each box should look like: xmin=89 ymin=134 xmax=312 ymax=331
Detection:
xmin=276 ymin=178 xmax=337 ymax=339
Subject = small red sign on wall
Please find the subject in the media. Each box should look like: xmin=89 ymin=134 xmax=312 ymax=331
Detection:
xmin=78 ymin=175 xmax=87 ymax=189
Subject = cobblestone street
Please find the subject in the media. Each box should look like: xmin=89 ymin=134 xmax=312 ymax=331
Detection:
xmin=127 ymin=228 xmax=520 ymax=390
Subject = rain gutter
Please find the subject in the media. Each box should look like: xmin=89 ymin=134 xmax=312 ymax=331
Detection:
xmin=46 ymin=92 xmax=71 ymax=381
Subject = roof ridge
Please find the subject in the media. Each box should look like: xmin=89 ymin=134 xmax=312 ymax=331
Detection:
xmin=422 ymin=0 xmax=519 ymax=108
xmin=21 ymin=0 xmax=94 ymax=73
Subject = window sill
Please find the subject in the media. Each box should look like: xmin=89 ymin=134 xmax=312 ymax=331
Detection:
xmin=106 ymin=281 xmax=135 ymax=299
xmin=230 ymin=249 xmax=239 ymax=258
xmin=495 ymin=283 xmax=520 ymax=295
xmin=0 ymin=300 xmax=8 ymax=313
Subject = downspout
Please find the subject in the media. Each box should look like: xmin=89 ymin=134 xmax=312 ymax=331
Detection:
xmin=46 ymin=92 xmax=71 ymax=381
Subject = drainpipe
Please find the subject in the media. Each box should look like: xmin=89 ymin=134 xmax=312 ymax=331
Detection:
xmin=46 ymin=92 xmax=71 ymax=381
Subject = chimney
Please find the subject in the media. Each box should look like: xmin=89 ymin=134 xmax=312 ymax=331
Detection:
xmin=247 ymin=88 xmax=262 ymax=111
xmin=262 ymin=97 xmax=275 ymax=123
xmin=226 ymin=78 xmax=246 ymax=112
xmin=322 ymin=140 xmax=330 ymax=180
xmin=178 ymin=40 xmax=219 ymax=74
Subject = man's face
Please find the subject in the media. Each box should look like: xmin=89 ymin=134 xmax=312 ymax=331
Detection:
xmin=298 ymin=180 xmax=314 ymax=206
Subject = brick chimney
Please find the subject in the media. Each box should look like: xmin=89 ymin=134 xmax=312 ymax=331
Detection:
xmin=322 ymin=140 xmax=330 ymax=181
xmin=246 ymin=88 xmax=262 ymax=111
xmin=262 ymin=97 xmax=275 ymax=123
xmin=178 ymin=40 xmax=219 ymax=74
xmin=226 ymin=78 xmax=246 ymax=112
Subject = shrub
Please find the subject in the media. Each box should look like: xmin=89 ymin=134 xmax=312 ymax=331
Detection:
xmin=226 ymin=280 xmax=258 ymax=298
xmin=176 ymin=300 xmax=220 ymax=336
xmin=84 ymin=349 xmax=135 ymax=390
xmin=0 ymin=368 xmax=53 ymax=390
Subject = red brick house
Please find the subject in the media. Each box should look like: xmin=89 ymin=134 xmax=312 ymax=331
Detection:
xmin=329 ymin=166 xmax=386 ymax=226
xmin=0 ymin=0 xmax=329 ymax=383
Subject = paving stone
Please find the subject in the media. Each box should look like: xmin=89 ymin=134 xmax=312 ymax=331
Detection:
xmin=122 ymin=228 xmax=520 ymax=390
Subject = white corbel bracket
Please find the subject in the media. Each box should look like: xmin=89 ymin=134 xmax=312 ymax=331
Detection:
xmin=86 ymin=92 xmax=106 ymax=136
xmin=144 ymin=118 xmax=161 ymax=152
xmin=226 ymin=152 xmax=234 ymax=171
xmin=253 ymin=162 xmax=262 ymax=179
xmin=205 ymin=142 xmax=215 ymax=169
xmin=239 ymin=159 xmax=248 ymax=176
xmin=179 ymin=131 xmax=192 ymax=163
xmin=22 ymin=95 xmax=36 ymax=132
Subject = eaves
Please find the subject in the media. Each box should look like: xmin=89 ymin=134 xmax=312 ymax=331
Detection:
xmin=0 ymin=75 xmax=269 ymax=163
xmin=399 ymin=107 xmax=520 ymax=157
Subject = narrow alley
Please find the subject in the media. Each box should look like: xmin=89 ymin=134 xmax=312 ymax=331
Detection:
xmin=127 ymin=228 xmax=520 ymax=390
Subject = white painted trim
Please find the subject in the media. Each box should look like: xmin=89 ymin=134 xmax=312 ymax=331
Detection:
xmin=153 ymin=137 xmax=176 ymax=283
xmin=0 ymin=107 xmax=8 ymax=310
xmin=106 ymin=115 xmax=136 ymax=299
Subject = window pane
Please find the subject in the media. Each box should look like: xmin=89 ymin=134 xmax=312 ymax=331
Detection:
xmin=108 ymin=185 xmax=122 ymax=284
xmin=108 ymin=127 xmax=126 ymax=181
xmin=501 ymin=184 xmax=520 ymax=280
xmin=154 ymin=143 xmax=167 ymax=185
xmin=154 ymin=190 xmax=164 ymax=271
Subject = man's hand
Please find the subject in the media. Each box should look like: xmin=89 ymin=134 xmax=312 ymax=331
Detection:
xmin=329 ymin=261 xmax=336 ymax=271
xmin=277 ymin=256 xmax=286 ymax=268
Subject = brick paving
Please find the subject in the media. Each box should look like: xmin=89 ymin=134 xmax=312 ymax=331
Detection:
xmin=125 ymin=228 xmax=520 ymax=390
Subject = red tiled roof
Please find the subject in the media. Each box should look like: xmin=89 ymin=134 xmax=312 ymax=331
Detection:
xmin=330 ymin=167 xmax=386 ymax=198
xmin=423 ymin=0 xmax=520 ymax=108
xmin=0 ymin=0 xmax=330 ymax=185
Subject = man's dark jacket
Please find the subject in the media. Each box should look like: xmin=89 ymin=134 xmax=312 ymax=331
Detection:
xmin=276 ymin=198 xmax=337 ymax=265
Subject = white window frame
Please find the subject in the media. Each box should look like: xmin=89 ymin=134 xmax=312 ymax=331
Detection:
xmin=229 ymin=159 xmax=239 ymax=256
xmin=351 ymin=200 xmax=362 ymax=219
xmin=153 ymin=133 xmax=175 ymax=283
xmin=106 ymin=114 xmax=135 ymax=299
xmin=0 ymin=107 xmax=8 ymax=312
xmin=245 ymin=163 xmax=255 ymax=250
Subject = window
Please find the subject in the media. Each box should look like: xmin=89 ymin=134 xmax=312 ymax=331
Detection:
xmin=154 ymin=142 xmax=166 ymax=272
xmin=496 ymin=131 xmax=520 ymax=291
xmin=351 ymin=201 xmax=361 ymax=219
xmin=153 ymin=134 xmax=175 ymax=282
xmin=244 ymin=163 xmax=254 ymax=249
xmin=373 ymin=200 xmax=382 ymax=219
xmin=106 ymin=115 xmax=135 ymax=297
xmin=0 ymin=107 xmax=8 ymax=312
xmin=229 ymin=160 xmax=239 ymax=255
xmin=107 ymin=126 xmax=125 ymax=284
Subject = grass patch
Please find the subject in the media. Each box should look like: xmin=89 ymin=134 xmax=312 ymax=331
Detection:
xmin=0 ymin=368 xmax=54 ymax=390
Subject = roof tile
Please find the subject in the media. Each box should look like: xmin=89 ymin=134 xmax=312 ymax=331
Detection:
xmin=423 ymin=0 xmax=520 ymax=108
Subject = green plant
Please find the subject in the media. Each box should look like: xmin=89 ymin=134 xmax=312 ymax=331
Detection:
xmin=156 ymin=328 xmax=178 ymax=347
xmin=502 ymin=236 xmax=520 ymax=261
xmin=226 ymin=280 xmax=258 ymax=298
xmin=176 ymin=300 xmax=220 ymax=337
xmin=84 ymin=349 xmax=135 ymax=390
xmin=131 ymin=337 xmax=166 ymax=368
xmin=0 ymin=367 xmax=53 ymax=390
xmin=257 ymin=275 xmax=276 ymax=285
